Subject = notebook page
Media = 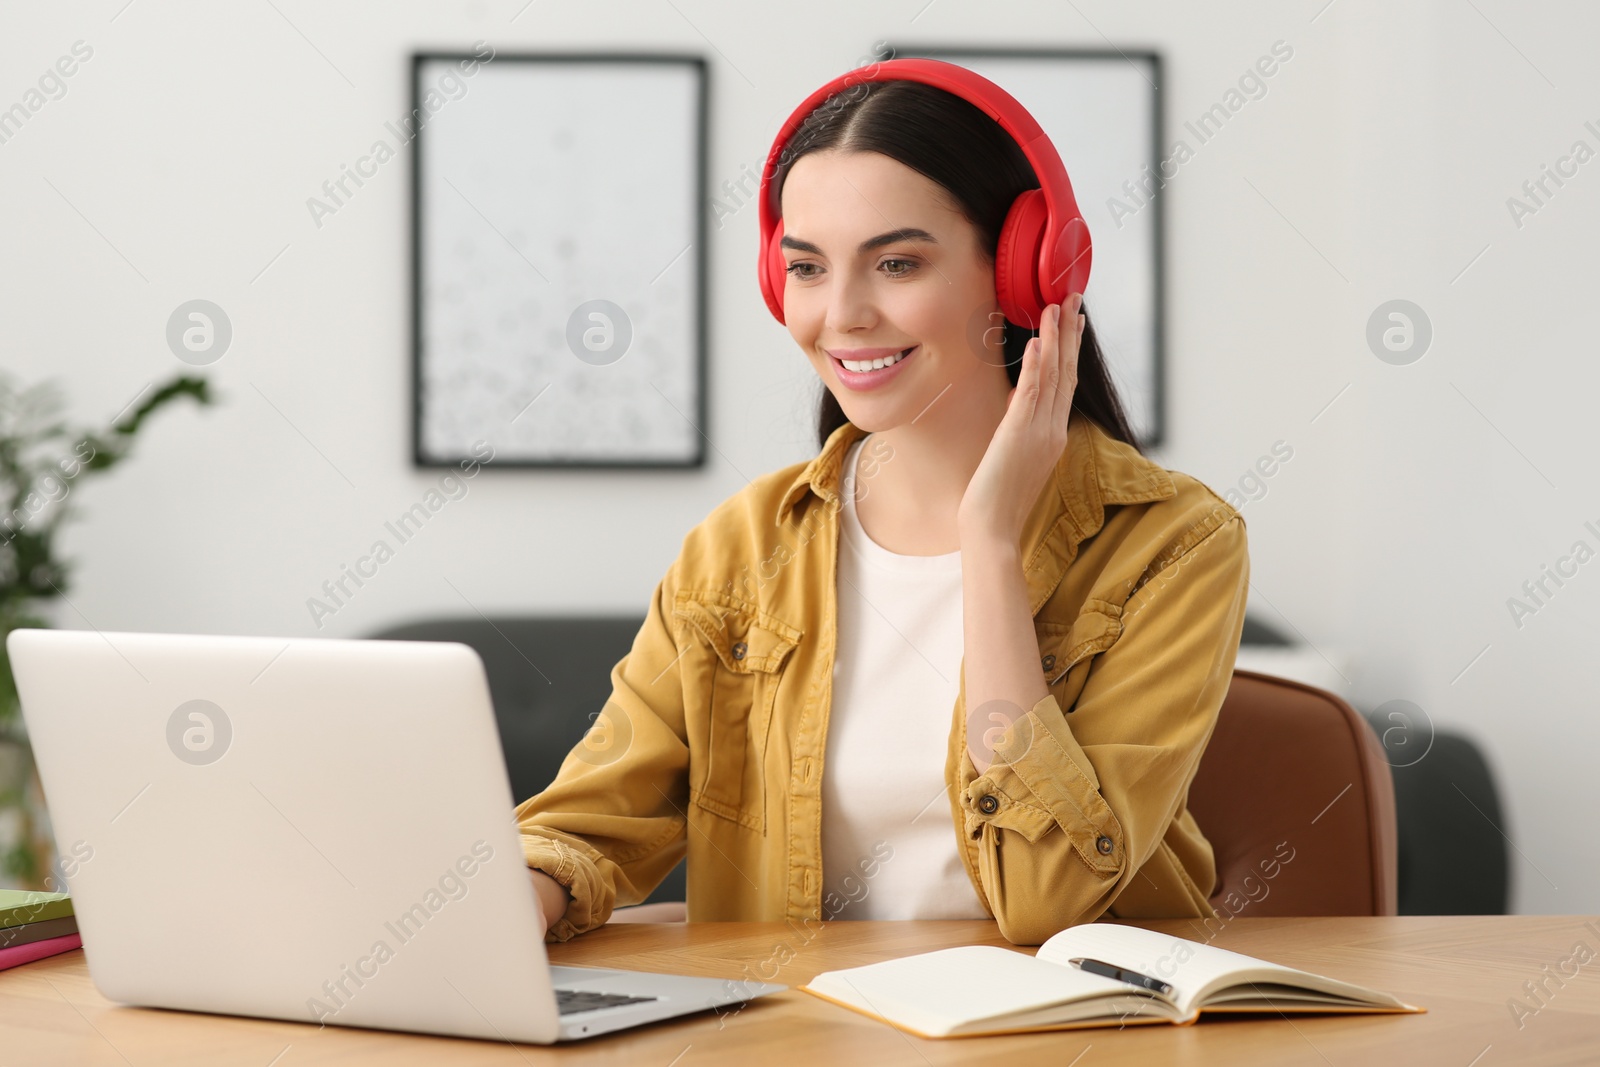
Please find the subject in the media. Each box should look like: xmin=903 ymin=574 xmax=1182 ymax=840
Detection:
xmin=1036 ymin=923 xmax=1408 ymax=1014
xmin=802 ymin=944 xmax=1167 ymax=1037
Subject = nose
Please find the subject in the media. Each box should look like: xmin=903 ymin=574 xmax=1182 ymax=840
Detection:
xmin=823 ymin=267 xmax=878 ymax=336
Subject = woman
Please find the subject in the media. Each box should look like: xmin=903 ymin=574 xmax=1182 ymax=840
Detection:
xmin=516 ymin=63 xmax=1250 ymax=946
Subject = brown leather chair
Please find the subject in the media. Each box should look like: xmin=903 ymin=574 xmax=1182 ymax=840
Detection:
xmin=1187 ymin=669 xmax=1398 ymax=917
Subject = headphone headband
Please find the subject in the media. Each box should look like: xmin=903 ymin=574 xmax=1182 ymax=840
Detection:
xmin=756 ymin=57 xmax=1091 ymax=326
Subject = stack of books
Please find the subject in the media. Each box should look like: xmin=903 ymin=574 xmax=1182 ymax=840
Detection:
xmin=0 ymin=890 xmax=81 ymax=971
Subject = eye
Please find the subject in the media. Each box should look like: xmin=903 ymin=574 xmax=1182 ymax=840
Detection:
xmin=880 ymin=258 xmax=917 ymax=277
xmin=785 ymin=261 xmax=820 ymax=280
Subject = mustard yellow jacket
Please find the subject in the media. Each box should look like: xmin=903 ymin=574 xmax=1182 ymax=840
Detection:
xmin=516 ymin=415 xmax=1251 ymax=945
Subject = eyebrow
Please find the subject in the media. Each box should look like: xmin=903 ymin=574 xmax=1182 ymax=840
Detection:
xmin=779 ymin=228 xmax=939 ymax=257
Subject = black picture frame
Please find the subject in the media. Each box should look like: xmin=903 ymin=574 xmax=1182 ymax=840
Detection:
xmin=410 ymin=51 xmax=709 ymax=469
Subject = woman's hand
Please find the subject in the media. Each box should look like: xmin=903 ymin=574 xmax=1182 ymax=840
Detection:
xmin=957 ymin=294 xmax=1085 ymax=548
xmin=530 ymin=868 xmax=571 ymax=937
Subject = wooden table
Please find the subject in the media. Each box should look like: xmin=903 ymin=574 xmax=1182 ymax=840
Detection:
xmin=1 ymin=916 xmax=1596 ymax=1065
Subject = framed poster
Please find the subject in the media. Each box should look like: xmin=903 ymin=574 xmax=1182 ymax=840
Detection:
xmin=883 ymin=46 xmax=1166 ymax=448
xmin=412 ymin=52 xmax=708 ymax=467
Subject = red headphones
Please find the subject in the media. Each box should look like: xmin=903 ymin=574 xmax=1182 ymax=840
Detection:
xmin=757 ymin=57 xmax=1092 ymax=330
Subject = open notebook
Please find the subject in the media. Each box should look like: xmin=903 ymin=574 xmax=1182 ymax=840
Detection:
xmin=801 ymin=923 xmax=1424 ymax=1038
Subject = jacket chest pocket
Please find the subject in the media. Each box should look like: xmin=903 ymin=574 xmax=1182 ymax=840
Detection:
xmin=673 ymin=593 xmax=801 ymax=832
xmin=1035 ymin=600 xmax=1123 ymax=713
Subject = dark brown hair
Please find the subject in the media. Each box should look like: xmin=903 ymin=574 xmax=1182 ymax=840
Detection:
xmin=770 ymin=79 xmax=1142 ymax=454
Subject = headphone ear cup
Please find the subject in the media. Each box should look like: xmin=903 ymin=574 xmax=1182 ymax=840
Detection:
xmin=1046 ymin=215 xmax=1092 ymax=309
xmin=762 ymin=218 xmax=789 ymax=324
xmin=994 ymin=189 xmax=1048 ymax=329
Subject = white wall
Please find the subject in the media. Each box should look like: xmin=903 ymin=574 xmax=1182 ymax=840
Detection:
xmin=3 ymin=0 xmax=1595 ymax=914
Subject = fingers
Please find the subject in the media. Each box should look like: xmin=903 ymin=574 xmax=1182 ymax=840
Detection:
xmin=1048 ymin=295 xmax=1084 ymax=437
xmin=1039 ymin=298 xmax=1076 ymax=423
xmin=1017 ymin=296 xmax=1085 ymax=428
xmin=1016 ymin=323 xmax=1042 ymax=420
xmin=1038 ymin=302 xmax=1059 ymax=423
xmin=1067 ymin=293 xmax=1084 ymax=383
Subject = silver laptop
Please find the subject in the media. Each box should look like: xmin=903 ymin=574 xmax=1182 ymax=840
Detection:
xmin=8 ymin=628 xmax=783 ymax=1043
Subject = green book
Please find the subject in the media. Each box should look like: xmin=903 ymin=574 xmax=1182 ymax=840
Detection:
xmin=0 ymin=890 xmax=74 ymax=931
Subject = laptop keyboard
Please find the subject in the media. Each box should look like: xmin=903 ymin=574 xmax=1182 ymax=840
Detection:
xmin=555 ymin=987 xmax=660 ymax=1016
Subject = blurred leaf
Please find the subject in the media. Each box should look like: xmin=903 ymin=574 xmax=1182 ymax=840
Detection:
xmin=0 ymin=370 xmax=214 ymax=889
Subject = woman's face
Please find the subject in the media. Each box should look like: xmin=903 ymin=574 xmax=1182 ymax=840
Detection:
xmin=778 ymin=149 xmax=1009 ymax=432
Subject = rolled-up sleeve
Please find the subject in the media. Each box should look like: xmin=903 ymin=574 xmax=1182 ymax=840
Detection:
xmin=515 ymin=558 xmax=691 ymax=942
xmin=961 ymin=511 xmax=1250 ymax=944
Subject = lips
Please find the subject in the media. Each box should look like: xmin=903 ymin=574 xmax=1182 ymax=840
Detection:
xmin=827 ymin=345 xmax=919 ymax=391
xmin=829 ymin=346 xmax=916 ymax=372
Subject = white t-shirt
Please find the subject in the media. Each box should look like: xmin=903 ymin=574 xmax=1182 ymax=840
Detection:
xmin=819 ymin=434 xmax=990 ymax=920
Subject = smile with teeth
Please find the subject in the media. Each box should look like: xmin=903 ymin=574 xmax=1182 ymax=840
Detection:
xmin=839 ymin=346 xmax=916 ymax=372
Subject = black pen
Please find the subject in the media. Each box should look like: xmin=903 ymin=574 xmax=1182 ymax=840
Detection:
xmin=1067 ymin=957 xmax=1174 ymax=997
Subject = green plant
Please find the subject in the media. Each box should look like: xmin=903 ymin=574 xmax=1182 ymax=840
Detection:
xmin=0 ymin=371 xmax=214 ymax=886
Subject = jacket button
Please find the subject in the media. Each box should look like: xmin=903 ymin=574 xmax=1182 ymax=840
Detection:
xmin=1041 ymin=653 xmax=1056 ymax=672
xmin=977 ymin=794 xmax=999 ymax=815
xmin=731 ymin=640 xmax=747 ymax=661
xmin=1096 ymin=835 xmax=1114 ymax=855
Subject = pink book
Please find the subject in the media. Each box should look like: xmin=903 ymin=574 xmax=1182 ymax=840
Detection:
xmin=0 ymin=932 xmax=82 ymax=972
